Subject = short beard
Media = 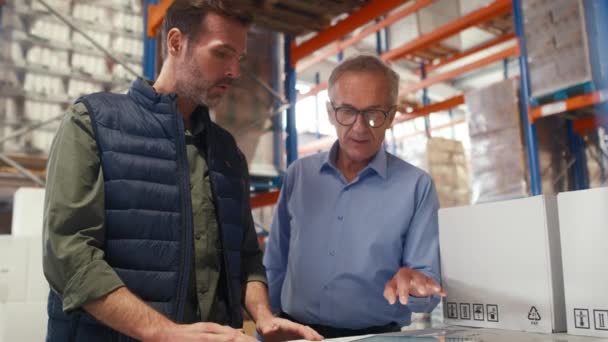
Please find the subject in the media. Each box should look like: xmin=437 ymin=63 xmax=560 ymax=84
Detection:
xmin=174 ymin=52 xmax=220 ymax=108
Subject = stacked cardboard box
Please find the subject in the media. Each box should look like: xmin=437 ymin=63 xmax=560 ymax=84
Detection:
xmin=439 ymin=195 xmax=566 ymax=333
xmin=465 ymin=79 xmax=528 ymax=203
xmin=523 ymin=0 xmax=606 ymax=98
xmin=0 ymin=0 xmax=144 ymax=154
xmin=398 ymin=136 xmax=470 ymax=208
xmin=558 ymin=187 xmax=608 ymax=338
xmin=425 ymin=138 xmax=471 ymax=208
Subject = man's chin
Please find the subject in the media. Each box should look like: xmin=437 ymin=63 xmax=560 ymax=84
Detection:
xmin=204 ymin=94 xmax=225 ymax=108
xmin=204 ymin=97 xmax=222 ymax=108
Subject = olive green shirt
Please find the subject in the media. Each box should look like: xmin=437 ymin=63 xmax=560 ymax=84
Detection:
xmin=43 ymin=102 xmax=266 ymax=324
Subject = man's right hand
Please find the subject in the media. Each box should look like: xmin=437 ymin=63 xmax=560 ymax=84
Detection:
xmin=83 ymin=287 xmax=257 ymax=342
xmin=383 ymin=267 xmax=447 ymax=305
xmin=150 ymin=322 xmax=257 ymax=342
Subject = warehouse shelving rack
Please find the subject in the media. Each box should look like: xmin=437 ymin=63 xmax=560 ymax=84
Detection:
xmin=0 ymin=0 xmax=146 ymax=188
xmin=285 ymin=0 xmax=607 ymax=195
xmin=143 ymin=0 xmax=608 ymax=203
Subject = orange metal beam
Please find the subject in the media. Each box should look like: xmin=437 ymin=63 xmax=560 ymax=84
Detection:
xmin=148 ymin=0 xmax=174 ymax=38
xmin=420 ymin=33 xmax=516 ymax=74
xmin=529 ymin=89 xmax=608 ymax=122
xmin=393 ymin=95 xmax=465 ymax=124
xmin=291 ymin=0 xmax=410 ymax=66
xmin=296 ymin=0 xmax=436 ymax=72
xmin=297 ymin=81 xmax=329 ymax=101
xmin=399 ymin=44 xmax=520 ymax=95
xmin=381 ymin=0 xmax=512 ymax=62
xmin=250 ymin=190 xmax=280 ymax=209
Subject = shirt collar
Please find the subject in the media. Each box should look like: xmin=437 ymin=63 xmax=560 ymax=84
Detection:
xmin=320 ymin=140 xmax=388 ymax=180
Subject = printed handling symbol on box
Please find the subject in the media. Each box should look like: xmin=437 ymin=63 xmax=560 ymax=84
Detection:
xmin=447 ymin=302 xmax=458 ymax=319
xmin=528 ymin=306 xmax=541 ymax=322
xmin=460 ymin=303 xmax=471 ymax=320
xmin=594 ymin=310 xmax=608 ymax=331
xmin=574 ymin=308 xmax=590 ymax=329
xmin=487 ymin=304 xmax=499 ymax=322
xmin=473 ymin=304 xmax=484 ymax=321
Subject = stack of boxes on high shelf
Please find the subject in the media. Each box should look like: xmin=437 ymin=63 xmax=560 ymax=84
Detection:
xmin=524 ymin=0 xmax=608 ymax=189
xmin=0 ymin=0 xmax=144 ymax=154
xmin=0 ymin=188 xmax=47 ymax=341
xmin=439 ymin=0 xmax=608 ymax=338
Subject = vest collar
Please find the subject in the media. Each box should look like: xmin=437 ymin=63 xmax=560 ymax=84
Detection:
xmin=128 ymin=78 xmax=178 ymax=114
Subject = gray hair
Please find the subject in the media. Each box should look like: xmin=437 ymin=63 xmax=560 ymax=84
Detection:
xmin=328 ymin=55 xmax=400 ymax=105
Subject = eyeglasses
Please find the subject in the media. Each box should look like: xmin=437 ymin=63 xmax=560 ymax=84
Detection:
xmin=330 ymin=102 xmax=393 ymax=128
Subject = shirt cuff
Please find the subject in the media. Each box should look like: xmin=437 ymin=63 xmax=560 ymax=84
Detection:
xmin=62 ymin=259 xmax=124 ymax=313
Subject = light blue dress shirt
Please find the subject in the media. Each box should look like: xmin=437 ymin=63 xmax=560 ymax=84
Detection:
xmin=263 ymin=142 xmax=442 ymax=330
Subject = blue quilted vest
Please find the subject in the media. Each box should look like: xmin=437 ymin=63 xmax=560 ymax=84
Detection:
xmin=46 ymin=79 xmax=246 ymax=341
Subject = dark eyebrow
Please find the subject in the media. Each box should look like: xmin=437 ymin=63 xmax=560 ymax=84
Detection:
xmin=214 ymin=44 xmax=246 ymax=60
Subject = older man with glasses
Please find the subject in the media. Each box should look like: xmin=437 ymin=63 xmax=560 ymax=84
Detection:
xmin=263 ymin=55 xmax=446 ymax=338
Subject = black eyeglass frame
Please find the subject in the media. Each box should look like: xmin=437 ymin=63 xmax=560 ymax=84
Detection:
xmin=329 ymin=101 xmax=395 ymax=128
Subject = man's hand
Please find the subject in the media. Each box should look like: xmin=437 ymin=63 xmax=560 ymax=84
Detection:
xmin=383 ymin=267 xmax=447 ymax=305
xmin=149 ymin=322 xmax=257 ymax=342
xmin=256 ymin=316 xmax=323 ymax=342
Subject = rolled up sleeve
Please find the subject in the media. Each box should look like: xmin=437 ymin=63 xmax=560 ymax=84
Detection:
xmin=43 ymin=103 xmax=124 ymax=313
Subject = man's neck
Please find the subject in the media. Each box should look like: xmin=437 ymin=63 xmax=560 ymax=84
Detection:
xmin=335 ymin=152 xmax=372 ymax=183
xmin=153 ymin=71 xmax=196 ymax=130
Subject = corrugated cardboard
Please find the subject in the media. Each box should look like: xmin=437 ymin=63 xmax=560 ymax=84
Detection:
xmin=439 ymin=196 xmax=566 ymax=333
xmin=558 ymin=187 xmax=608 ymax=338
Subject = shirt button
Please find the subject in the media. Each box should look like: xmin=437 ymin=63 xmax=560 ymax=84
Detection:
xmin=195 ymin=233 xmax=202 ymax=240
xmin=337 ymin=216 xmax=343 ymax=221
xmin=329 ymin=250 xmax=335 ymax=256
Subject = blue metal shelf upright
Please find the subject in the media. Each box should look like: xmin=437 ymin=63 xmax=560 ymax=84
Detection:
xmin=512 ymin=0 xmax=542 ymax=196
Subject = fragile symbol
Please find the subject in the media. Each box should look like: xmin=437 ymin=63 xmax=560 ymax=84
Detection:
xmin=574 ymin=309 xmax=590 ymax=329
xmin=595 ymin=310 xmax=608 ymax=330
xmin=473 ymin=304 xmax=484 ymax=321
xmin=528 ymin=306 xmax=541 ymax=321
xmin=487 ymin=304 xmax=499 ymax=322
xmin=447 ymin=302 xmax=458 ymax=319
xmin=460 ymin=303 xmax=471 ymax=320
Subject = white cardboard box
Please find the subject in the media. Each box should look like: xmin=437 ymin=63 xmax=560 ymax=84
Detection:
xmin=0 ymin=236 xmax=48 ymax=304
xmin=439 ymin=195 xmax=566 ymax=333
xmin=0 ymin=302 xmax=47 ymax=342
xmin=0 ymin=237 xmax=29 ymax=303
xmin=11 ymin=188 xmax=45 ymax=237
xmin=558 ymin=188 xmax=608 ymax=338
xmin=0 ymin=304 xmax=4 ymax=340
xmin=291 ymin=326 xmax=608 ymax=342
xmin=26 ymin=237 xmax=49 ymax=302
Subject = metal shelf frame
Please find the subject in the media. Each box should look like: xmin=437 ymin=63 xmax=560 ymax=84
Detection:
xmin=292 ymin=0 xmax=517 ymax=163
xmin=141 ymin=0 xmax=608 ymax=195
xmin=293 ymin=0 xmax=607 ymax=194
